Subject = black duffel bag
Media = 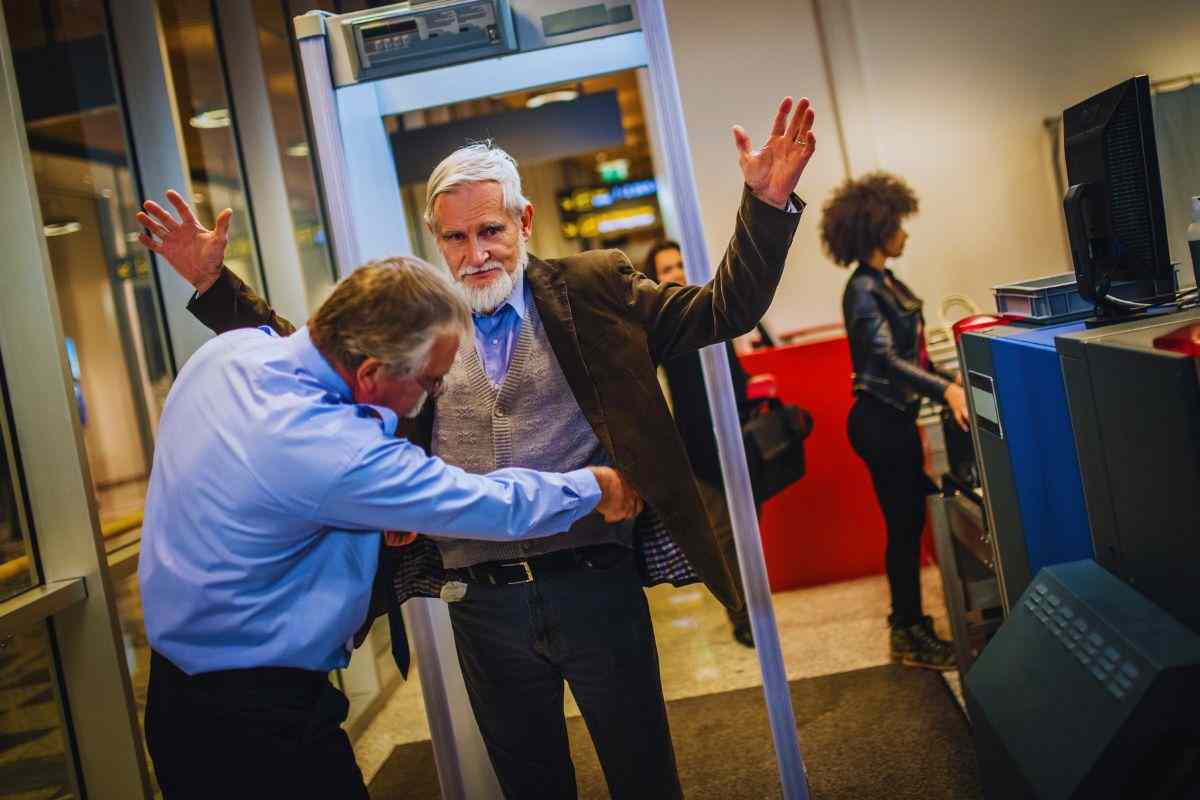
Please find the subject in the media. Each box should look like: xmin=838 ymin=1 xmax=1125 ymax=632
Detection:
xmin=741 ymin=398 xmax=814 ymax=503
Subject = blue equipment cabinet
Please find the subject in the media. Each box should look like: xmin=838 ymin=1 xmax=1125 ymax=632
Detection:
xmin=959 ymin=321 xmax=1095 ymax=610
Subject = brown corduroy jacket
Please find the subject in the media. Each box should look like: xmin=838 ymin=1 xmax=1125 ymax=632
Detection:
xmin=186 ymin=187 xmax=802 ymax=613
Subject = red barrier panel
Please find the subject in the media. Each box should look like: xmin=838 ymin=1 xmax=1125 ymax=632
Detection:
xmin=740 ymin=336 xmax=888 ymax=592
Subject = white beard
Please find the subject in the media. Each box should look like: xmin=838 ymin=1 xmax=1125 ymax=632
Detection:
xmin=403 ymin=390 xmax=428 ymax=418
xmin=458 ymin=241 xmax=528 ymax=314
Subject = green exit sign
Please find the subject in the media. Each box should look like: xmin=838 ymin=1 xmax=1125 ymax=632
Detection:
xmin=598 ymin=158 xmax=629 ymax=183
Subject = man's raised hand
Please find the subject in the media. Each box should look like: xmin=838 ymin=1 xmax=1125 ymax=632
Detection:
xmin=136 ymin=189 xmax=231 ymax=295
xmin=733 ymin=96 xmax=817 ymax=210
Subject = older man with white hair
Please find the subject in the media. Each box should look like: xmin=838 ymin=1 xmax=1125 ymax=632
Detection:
xmin=160 ymin=95 xmax=816 ymax=799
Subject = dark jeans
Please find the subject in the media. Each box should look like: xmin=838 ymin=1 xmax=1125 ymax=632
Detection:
xmin=847 ymin=394 xmax=934 ymax=629
xmin=144 ymin=651 xmax=368 ymax=800
xmin=448 ymin=546 xmax=682 ymax=800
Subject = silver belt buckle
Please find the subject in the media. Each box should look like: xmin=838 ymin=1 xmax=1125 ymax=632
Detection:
xmin=502 ymin=560 xmax=534 ymax=584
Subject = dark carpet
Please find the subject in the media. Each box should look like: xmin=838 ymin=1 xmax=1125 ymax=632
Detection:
xmin=368 ymin=664 xmax=982 ymax=799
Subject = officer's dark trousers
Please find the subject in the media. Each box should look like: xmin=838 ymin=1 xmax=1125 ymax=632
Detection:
xmin=144 ymin=650 xmax=368 ymax=799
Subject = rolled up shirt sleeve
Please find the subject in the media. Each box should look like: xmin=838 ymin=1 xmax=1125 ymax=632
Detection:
xmin=314 ymin=435 xmax=602 ymax=540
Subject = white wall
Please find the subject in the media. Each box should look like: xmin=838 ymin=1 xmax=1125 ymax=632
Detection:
xmin=664 ymin=0 xmax=848 ymax=335
xmin=829 ymin=0 xmax=1200 ymax=325
xmin=665 ymin=0 xmax=1200 ymax=332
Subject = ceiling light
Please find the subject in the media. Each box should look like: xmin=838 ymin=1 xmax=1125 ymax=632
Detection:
xmin=44 ymin=220 xmax=82 ymax=237
xmin=189 ymin=108 xmax=231 ymax=129
xmin=286 ymin=141 xmax=310 ymax=158
xmin=525 ymin=89 xmax=579 ymax=109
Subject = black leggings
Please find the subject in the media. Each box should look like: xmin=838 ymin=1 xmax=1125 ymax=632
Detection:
xmin=847 ymin=394 xmax=935 ymax=628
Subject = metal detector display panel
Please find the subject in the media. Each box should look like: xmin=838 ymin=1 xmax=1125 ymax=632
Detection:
xmin=331 ymin=1 xmax=518 ymax=85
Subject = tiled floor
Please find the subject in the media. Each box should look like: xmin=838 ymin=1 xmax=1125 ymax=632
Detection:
xmin=353 ymin=565 xmax=956 ymax=784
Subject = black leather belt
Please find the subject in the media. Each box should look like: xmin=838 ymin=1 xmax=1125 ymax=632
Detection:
xmin=150 ymin=650 xmax=325 ymax=692
xmin=457 ymin=543 xmax=626 ymax=586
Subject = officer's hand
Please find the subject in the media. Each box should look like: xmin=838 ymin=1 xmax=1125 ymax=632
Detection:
xmin=384 ymin=531 xmax=416 ymax=547
xmin=588 ymin=467 xmax=645 ymax=523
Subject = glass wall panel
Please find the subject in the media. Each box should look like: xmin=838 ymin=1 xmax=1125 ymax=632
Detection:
xmin=251 ymin=0 xmax=337 ymax=309
xmin=0 ymin=624 xmax=78 ymax=799
xmin=0 ymin=355 xmax=36 ymax=603
xmin=156 ymin=0 xmax=266 ymax=295
xmin=3 ymin=0 xmax=170 ymax=556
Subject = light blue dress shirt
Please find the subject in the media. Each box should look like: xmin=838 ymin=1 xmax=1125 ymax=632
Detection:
xmin=473 ymin=268 xmax=528 ymax=385
xmin=139 ymin=324 xmax=600 ymax=674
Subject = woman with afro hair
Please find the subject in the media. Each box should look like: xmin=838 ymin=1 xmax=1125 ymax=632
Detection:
xmin=820 ymin=172 xmax=969 ymax=670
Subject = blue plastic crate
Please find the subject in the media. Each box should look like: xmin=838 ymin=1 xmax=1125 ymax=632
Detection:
xmin=993 ymin=274 xmax=1092 ymax=323
xmin=994 ymin=271 xmax=1180 ymax=323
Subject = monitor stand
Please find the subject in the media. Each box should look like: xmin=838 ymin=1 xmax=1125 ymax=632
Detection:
xmin=1083 ymin=299 xmax=1161 ymax=329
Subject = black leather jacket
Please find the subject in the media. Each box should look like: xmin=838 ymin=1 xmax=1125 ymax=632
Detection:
xmin=842 ymin=265 xmax=951 ymax=411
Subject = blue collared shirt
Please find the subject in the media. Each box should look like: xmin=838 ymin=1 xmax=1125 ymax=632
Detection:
xmin=473 ymin=269 xmax=529 ymax=385
xmin=139 ymin=325 xmax=600 ymax=674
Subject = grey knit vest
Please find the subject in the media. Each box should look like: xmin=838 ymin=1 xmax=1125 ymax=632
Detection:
xmin=432 ymin=296 xmax=632 ymax=568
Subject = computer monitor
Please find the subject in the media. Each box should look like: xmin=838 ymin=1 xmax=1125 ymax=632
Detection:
xmin=1062 ymin=75 xmax=1175 ymax=322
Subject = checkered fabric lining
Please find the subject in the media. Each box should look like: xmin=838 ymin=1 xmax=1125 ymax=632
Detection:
xmin=633 ymin=505 xmax=701 ymax=587
xmin=387 ymin=506 xmax=700 ymax=606
xmin=388 ymin=536 xmax=447 ymax=604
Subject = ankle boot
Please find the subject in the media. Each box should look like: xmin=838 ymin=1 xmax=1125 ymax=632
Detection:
xmin=890 ymin=615 xmax=955 ymax=671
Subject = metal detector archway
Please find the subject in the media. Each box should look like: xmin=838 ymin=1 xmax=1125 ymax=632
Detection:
xmin=293 ymin=4 xmax=809 ymax=797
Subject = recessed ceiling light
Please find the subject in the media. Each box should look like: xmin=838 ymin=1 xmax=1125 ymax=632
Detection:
xmin=525 ymin=89 xmax=579 ymax=109
xmin=44 ymin=220 xmax=82 ymax=237
xmin=286 ymin=141 xmax=310 ymax=158
xmin=189 ymin=108 xmax=231 ymax=129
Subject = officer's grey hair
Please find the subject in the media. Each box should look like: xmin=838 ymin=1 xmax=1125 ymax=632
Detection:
xmin=309 ymin=257 xmax=472 ymax=377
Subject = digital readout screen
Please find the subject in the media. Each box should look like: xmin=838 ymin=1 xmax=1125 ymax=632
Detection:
xmin=362 ymin=20 xmax=418 ymax=54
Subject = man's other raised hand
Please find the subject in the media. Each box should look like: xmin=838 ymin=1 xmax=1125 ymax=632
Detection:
xmin=136 ymin=189 xmax=231 ymax=295
xmin=733 ymin=96 xmax=817 ymax=210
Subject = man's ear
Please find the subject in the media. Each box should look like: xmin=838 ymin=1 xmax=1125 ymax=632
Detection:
xmin=520 ymin=203 xmax=534 ymax=241
xmin=354 ymin=358 xmax=385 ymax=401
